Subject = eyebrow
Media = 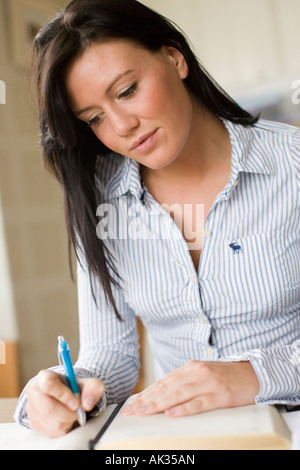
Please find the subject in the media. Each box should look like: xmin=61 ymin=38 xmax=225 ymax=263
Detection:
xmin=75 ymin=69 xmax=134 ymax=117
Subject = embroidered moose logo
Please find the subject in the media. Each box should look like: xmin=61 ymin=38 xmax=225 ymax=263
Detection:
xmin=229 ymin=242 xmax=242 ymax=254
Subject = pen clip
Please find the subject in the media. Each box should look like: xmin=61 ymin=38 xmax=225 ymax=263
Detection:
xmin=57 ymin=335 xmax=68 ymax=366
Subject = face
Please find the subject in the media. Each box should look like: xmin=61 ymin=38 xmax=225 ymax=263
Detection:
xmin=65 ymin=39 xmax=195 ymax=170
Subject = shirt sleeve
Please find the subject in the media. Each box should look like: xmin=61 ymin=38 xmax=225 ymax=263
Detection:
xmin=291 ymin=127 xmax=300 ymax=192
xmin=74 ymin=254 xmax=140 ymax=407
xmin=14 ymin=254 xmax=140 ymax=428
xmin=221 ymin=340 xmax=300 ymax=406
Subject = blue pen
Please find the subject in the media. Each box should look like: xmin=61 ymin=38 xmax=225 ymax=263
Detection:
xmin=57 ymin=335 xmax=86 ymax=426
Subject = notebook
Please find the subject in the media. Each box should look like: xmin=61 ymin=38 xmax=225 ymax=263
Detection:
xmin=0 ymin=405 xmax=114 ymax=450
xmin=0 ymin=399 xmax=293 ymax=450
xmin=91 ymin=398 xmax=291 ymax=450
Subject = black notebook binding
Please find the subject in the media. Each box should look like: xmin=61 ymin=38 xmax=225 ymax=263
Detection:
xmin=89 ymin=403 xmax=124 ymax=450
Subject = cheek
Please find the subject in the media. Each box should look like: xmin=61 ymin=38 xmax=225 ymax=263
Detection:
xmin=142 ymin=79 xmax=178 ymax=119
xmin=144 ymin=75 xmax=192 ymax=129
xmin=142 ymin=85 xmax=169 ymax=117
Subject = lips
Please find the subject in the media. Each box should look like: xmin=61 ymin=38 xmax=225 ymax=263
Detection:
xmin=130 ymin=129 xmax=158 ymax=151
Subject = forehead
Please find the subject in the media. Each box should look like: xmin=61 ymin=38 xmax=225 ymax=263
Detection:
xmin=65 ymin=39 xmax=162 ymax=113
xmin=67 ymin=39 xmax=154 ymax=82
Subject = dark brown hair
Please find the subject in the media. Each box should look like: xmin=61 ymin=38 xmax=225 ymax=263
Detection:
xmin=32 ymin=0 xmax=258 ymax=318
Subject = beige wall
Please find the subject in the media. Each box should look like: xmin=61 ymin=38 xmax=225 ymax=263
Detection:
xmin=0 ymin=0 xmax=79 ymax=393
xmin=0 ymin=0 xmax=299 ymax=394
xmin=142 ymin=0 xmax=300 ymax=95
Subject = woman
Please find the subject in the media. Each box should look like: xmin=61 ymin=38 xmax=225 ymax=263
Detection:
xmin=15 ymin=0 xmax=299 ymax=437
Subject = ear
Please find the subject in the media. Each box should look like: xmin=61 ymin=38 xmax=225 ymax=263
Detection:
xmin=163 ymin=45 xmax=189 ymax=80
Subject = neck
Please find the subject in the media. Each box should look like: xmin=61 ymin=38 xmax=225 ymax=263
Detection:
xmin=141 ymin=105 xmax=231 ymax=186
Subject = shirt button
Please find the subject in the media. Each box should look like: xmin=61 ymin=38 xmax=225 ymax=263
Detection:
xmin=232 ymin=180 xmax=238 ymax=188
xmin=189 ymin=275 xmax=197 ymax=285
xmin=207 ymin=349 xmax=214 ymax=359
xmin=199 ymin=317 xmax=206 ymax=324
xmin=203 ymin=229 xmax=212 ymax=238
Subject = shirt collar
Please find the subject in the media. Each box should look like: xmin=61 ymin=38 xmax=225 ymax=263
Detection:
xmin=101 ymin=154 xmax=144 ymax=201
xmin=101 ymin=119 xmax=275 ymax=200
xmin=223 ymin=119 xmax=275 ymax=179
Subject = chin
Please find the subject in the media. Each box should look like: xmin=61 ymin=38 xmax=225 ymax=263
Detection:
xmin=142 ymin=150 xmax=180 ymax=171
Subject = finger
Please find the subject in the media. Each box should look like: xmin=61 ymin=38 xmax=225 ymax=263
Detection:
xmin=122 ymin=376 xmax=202 ymax=417
xmin=37 ymin=370 xmax=79 ymax=411
xmin=134 ymin=364 xmax=190 ymax=403
xmin=136 ymin=360 xmax=202 ymax=402
xmin=26 ymin=388 xmax=78 ymax=437
xmin=130 ymin=380 xmax=203 ymax=416
xmin=78 ymin=378 xmax=105 ymax=411
xmin=164 ymin=393 xmax=218 ymax=418
xmin=122 ymin=361 xmax=204 ymax=415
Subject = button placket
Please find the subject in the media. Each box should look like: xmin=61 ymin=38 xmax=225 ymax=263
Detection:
xmin=203 ymin=228 xmax=212 ymax=238
xmin=207 ymin=348 xmax=214 ymax=359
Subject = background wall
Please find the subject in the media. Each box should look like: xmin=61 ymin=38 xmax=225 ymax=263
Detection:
xmin=142 ymin=0 xmax=300 ymax=120
xmin=0 ymin=0 xmax=78 ymax=394
xmin=0 ymin=0 xmax=299 ymax=396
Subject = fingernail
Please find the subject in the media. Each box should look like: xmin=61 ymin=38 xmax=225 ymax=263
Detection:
xmin=68 ymin=399 xmax=78 ymax=411
xmin=165 ymin=408 xmax=176 ymax=417
xmin=83 ymin=395 xmax=95 ymax=410
xmin=135 ymin=406 xmax=147 ymax=415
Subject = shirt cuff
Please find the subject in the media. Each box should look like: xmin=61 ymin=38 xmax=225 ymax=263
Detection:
xmin=221 ymin=344 xmax=300 ymax=406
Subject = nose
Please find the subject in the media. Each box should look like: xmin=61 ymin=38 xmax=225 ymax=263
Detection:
xmin=108 ymin=108 xmax=139 ymax=137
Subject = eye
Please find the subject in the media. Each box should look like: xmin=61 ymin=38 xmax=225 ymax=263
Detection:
xmin=87 ymin=114 xmax=103 ymax=128
xmin=118 ymin=82 xmax=137 ymax=100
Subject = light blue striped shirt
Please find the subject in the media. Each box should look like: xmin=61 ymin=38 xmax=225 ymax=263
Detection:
xmin=15 ymin=119 xmax=300 ymax=426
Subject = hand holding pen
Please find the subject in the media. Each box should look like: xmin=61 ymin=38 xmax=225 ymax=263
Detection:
xmin=24 ymin=338 xmax=105 ymax=437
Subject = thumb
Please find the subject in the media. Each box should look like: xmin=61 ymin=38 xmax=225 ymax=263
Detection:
xmin=78 ymin=378 xmax=105 ymax=412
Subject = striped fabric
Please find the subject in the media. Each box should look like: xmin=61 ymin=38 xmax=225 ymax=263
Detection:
xmin=15 ymin=119 xmax=300 ymax=426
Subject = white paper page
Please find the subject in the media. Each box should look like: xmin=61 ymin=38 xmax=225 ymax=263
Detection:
xmin=98 ymin=404 xmax=278 ymax=447
xmin=282 ymin=410 xmax=300 ymax=450
xmin=0 ymin=405 xmax=117 ymax=450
